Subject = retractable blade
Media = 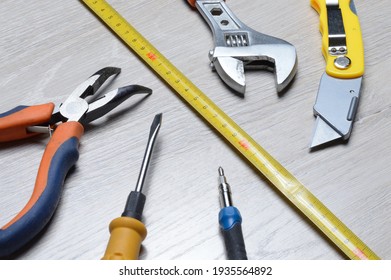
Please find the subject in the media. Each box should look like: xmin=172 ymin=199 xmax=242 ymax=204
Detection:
xmin=310 ymin=0 xmax=364 ymax=149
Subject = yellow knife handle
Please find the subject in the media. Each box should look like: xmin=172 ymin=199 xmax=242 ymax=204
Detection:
xmin=102 ymin=217 xmax=147 ymax=260
xmin=311 ymin=0 xmax=364 ymax=78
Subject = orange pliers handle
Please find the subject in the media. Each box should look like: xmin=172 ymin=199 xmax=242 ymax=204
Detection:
xmin=0 ymin=104 xmax=83 ymax=257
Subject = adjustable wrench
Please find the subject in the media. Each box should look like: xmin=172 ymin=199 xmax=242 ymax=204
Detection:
xmin=188 ymin=0 xmax=298 ymax=95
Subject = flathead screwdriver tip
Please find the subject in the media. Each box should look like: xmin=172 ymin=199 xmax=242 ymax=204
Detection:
xmin=155 ymin=112 xmax=163 ymax=122
xmin=150 ymin=113 xmax=163 ymax=130
xmin=148 ymin=113 xmax=162 ymax=136
xmin=218 ymin=166 xmax=224 ymax=176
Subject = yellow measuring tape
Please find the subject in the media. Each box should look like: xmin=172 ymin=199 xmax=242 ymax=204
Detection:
xmin=82 ymin=0 xmax=379 ymax=260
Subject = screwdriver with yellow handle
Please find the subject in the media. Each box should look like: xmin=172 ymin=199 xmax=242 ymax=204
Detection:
xmin=102 ymin=113 xmax=162 ymax=260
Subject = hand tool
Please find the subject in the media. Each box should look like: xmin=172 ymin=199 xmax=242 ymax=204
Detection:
xmin=102 ymin=113 xmax=162 ymax=260
xmin=82 ymin=0 xmax=380 ymax=260
xmin=187 ymin=0 xmax=297 ymax=95
xmin=218 ymin=167 xmax=247 ymax=260
xmin=0 ymin=67 xmax=152 ymax=257
xmin=310 ymin=0 xmax=364 ymax=149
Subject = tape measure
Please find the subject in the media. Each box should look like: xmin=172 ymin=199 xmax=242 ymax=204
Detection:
xmin=82 ymin=0 xmax=379 ymax=260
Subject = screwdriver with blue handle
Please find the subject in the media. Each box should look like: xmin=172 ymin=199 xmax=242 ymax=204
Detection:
xmin=218 ymin=167 xmax=247 ymax=260
xmin=102 ymin=113 xmax=162 ymax=260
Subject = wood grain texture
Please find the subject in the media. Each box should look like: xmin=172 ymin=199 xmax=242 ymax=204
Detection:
xmin=0 ymin=0 xmax=390 ymax=260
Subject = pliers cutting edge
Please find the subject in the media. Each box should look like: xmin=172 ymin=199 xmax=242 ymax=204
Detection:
xmin=0 ymin=67 xmax=152 ymax=257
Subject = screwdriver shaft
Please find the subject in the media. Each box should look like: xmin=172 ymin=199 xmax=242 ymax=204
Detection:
xmin=103 ymin=114 xmax=162 ymax=260
xmin=135 ymin=113 xmax=162 ymax=193
xmin=218 ymin=166 xmax=233 ymax=208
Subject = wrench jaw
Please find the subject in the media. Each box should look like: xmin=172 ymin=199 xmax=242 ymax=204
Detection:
xmin=213 ymin=56 xmax=246 ymax=95
xmin=210 ymin=43 xmax=298 ymax=95
xmin=194 ymin=0 xmax=297 ymax=95
xmin=270 ymin=43 xmax=298 ymax=93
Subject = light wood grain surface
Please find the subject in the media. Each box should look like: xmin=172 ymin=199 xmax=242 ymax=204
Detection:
xmin=0 ymin=0 xmax=390 ymax=260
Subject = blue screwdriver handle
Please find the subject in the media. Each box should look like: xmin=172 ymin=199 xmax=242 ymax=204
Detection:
xmin=219 ymin=206 xmax=248 ymax=260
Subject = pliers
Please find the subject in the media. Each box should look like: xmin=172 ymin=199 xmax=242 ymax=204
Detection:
xmin=310 ymin=0 xmax=364 ymax=149
xmin=0 ymin=67 xmax=152 ymax=257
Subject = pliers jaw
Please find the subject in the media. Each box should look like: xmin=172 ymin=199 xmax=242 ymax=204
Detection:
xmin=194 ymin=0 xmax=297 ymax=95
xmin=80 ymin=84 xmax=152 ymax=125
xmin=48 ymin=67 xmax=152 ymax=127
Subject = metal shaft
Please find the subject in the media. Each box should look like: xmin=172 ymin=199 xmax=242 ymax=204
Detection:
xmin=135 ymin=113 xmax=162 ymax=193
xmin=218 ymin=167 xmax=233 ymax=208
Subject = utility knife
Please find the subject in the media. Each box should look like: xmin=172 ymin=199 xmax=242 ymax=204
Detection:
xmin=310 ymin=0 xmax=364 ymax=149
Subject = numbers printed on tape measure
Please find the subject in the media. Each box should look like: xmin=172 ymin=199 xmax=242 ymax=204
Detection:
xmin=83 ymin=0 xmax=380 ymax=260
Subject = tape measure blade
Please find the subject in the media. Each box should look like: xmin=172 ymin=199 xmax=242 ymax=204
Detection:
xmin=82 ymin=0 xmax=380 ymax=260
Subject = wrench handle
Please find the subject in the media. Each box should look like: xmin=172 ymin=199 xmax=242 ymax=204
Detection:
xmin=187 ymin=0 xmax=225 ymax=8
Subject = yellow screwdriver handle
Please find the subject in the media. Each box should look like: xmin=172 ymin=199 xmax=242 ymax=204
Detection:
xmin=311 ymin=0 xmax=364 ymax=79
xmin=102 ymin=217 xmax=147 ymax=260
